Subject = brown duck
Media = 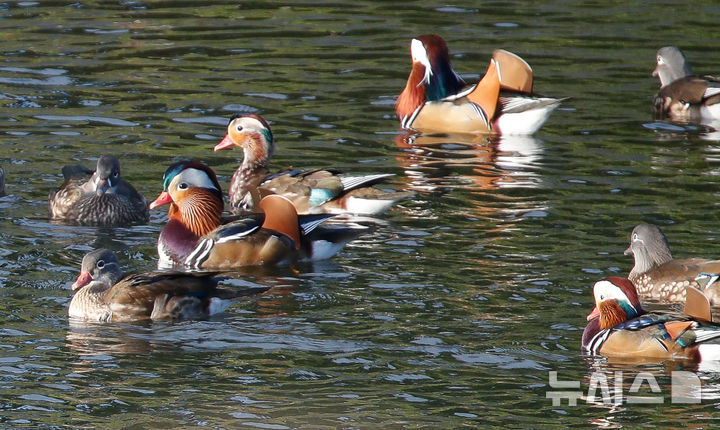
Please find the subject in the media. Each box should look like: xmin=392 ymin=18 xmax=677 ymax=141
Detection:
xmin=625 ymin=223 xmax=720 ymax=304
xmin=68 ymin=249 xmax=262 ymax=322
xmin=49 ymin=154 xmax=149 ymax=226
xmin=652 ymin=46 xmax=720 ymax=122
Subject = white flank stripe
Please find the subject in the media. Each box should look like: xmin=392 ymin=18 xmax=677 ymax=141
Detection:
xmin=216 ymin=225 xmax=260 ymax=244
xmin=339 ymin=174 xmax=393 ymax=191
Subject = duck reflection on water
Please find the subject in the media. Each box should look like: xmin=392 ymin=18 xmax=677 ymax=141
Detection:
xmin=394 ymin=131 xmax=548 ymax=220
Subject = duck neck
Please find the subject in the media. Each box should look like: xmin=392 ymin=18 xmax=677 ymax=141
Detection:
xmin=396 ymin=63 xmax=427 ymax=121
xmin=229 ymin=133 xmax=272 ymax=210
xmin=629 ymin=247 xmax=672 ymax=281
xmin=69 ymin=282 xmax=113 ymax=320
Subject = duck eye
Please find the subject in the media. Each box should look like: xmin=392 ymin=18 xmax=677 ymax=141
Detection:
xmin=96 ymin=260 xmax=105 ymax=269
xmin=599 ymin=294 xmax=605 ymax=300
xmin=178 ymin=182 xmax=189 ymax=190
xmin=236 ymin=125 xmax=244 ymax=132
xmin=113 ymin=172 xmax=119 ymax=178
xmin=632 ymin=233 xmax=638 ymax=241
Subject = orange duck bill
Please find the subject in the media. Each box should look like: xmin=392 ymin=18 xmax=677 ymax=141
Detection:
xmin=149 ymin=191 xmax=173 ymax=209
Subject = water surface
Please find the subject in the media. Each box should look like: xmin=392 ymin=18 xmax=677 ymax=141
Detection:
xmin=2 ymin=1 xmax=720 ymax=428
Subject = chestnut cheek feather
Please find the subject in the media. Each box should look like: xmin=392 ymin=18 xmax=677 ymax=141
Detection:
xmin=598 ymin=301 xmax=627 ymax=330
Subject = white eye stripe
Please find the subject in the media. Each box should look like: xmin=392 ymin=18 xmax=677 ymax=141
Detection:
xmin=593 ymin=280 xmax=637 ymax=314
xmin=174 ymin=168 xmax=218 ymax=191
xmin=410 ymin=39 xmax=433 ymax=84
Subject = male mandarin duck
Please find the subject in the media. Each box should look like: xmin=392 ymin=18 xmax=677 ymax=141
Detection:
xmin=395 ymin=34 xmax=563 ymax=135
xmin=69 ymin=249 xmax=261 ymax=322
xmin=49 ymin=154 xmax=149 ymax=226
xmin=582 ymin=277 xmax=720 ymax=360
xmin=652 ymin=46 xmax=720 ymax=122
xmin=149 ymin=160 xmax=357 ymax=270
xmin=214 ymin=114 xmax=411 ymax=215
xmin=625 ymin=224 xmax=720 ymax=305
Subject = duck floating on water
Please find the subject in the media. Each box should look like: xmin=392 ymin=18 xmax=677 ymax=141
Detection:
xmin=69 ymin=249 xmax=261 ymax=322
xmin=582 ymin=277 xmax=720 ymax=361
xmin=214 ymin=114 xmax=411 ymax=215
xmin=652 ymin=46 xmax=720 ymax=122
xmin=395 ymin=34 xmax=563 ymax=135
xmin=49 ymin=154 xmax=149 ymax=226
xmin=625 ymin=224 xmax=720 ymax=304
xmin=150 ymin=160 xmax=361 ymax=270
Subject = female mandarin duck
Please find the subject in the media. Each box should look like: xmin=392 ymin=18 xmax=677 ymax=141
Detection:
xmin=49 ymin=154 xmax=149 ymax=226
xmin=395 ymin=34 xmax=563 ymax=135
xmin=149 ymin=160 xmax=354 ymax=270
xmin=653 ymin=46 xmax=720 ymax=122
xmin=69 ymin=249 xmax=258 ymax=322
xmin=214 ymin=114 xmax=411 ymax=215
xmin=582 ymin=277 xmax=720 ymax=360
xmin=625 ymin=224 xmax=720 ymax=305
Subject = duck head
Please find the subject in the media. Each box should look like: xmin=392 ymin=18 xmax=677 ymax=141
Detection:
xmin=214 ymin=114 xmax=275 ymax=167
xmin=71 ymin=248 xmax=123 ymax=291
xmin=624 ymin=224 xmax=673 ymax=280
xmin=587 ymin=277 xmax=645 ymax=330
xmin=150 ymin=161 xmax=223 ymax=237
xmin=91 ymin=155 xmax=121 ymax=196
xmin=653 ymin=46 xmax=693 ymax=87
xmin=395 ymin=34 xmax=466 ymax=121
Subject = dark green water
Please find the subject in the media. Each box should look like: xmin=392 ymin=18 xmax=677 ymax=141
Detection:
xmin=2 ymin=0 xmax=720 ymax=427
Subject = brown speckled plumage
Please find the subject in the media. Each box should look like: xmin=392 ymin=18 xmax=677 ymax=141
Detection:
xmin=625 ymin=224 xmax=720 ymax=304
xmin=49 ymin=155 xmax=149 ymax=226
xmin=68 ymin=249 xmax=253 ymax=322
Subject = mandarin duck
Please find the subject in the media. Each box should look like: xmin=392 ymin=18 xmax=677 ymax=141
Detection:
xmin=652 ymin=46 xmax=720 ymax=122
xmin=69 ymin=249 xmax=261 ymax=322
xmin=150 ymin=161 xmax=358 ymax=270
xmin=49 ymin=154 xmax=149 ymax=226
xmin=625 ymin=224 xmax=720 ymax=305
xmin=582 ymin=277 xmax=720 ymax=360
xmin=395 ymin=34 xmax=563 ymax=135
xmin=213 ymin=114 xmax=411 ymax=215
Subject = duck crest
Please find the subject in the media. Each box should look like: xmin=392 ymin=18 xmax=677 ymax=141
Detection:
xmin=162 ymin=161 xmax=221 ymax=192
xmin=414 ymin=34 xmax=465 ymax=101
xmin=595 ymin=277 xmax=644 ymax=329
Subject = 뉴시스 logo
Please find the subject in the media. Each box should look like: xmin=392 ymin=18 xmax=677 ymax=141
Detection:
xmin=546 ymin=371 xmax=702 ymax=405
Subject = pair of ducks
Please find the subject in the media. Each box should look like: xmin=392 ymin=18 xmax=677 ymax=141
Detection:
xmin=398 ymin=36 xmax=720 ymax=135
xmin=584 ymin=224 xmax=720 ymax=362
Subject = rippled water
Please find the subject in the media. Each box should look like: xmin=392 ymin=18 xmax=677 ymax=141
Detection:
xmin=2 ymin=1 xmax=720 ymax=428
